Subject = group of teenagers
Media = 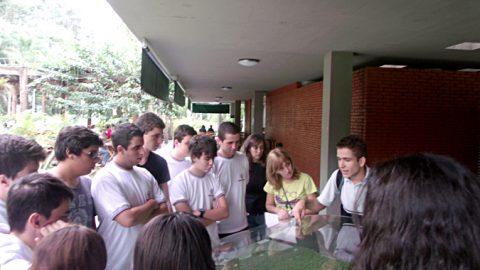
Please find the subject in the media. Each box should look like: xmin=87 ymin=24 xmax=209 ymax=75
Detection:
xmin=0 ymin=111 xmax=479 ymax=270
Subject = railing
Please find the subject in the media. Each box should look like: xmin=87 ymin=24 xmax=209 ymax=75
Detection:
xmin=0 ymin=58 xmax=20 ymax=66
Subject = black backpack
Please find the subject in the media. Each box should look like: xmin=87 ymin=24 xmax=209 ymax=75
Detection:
xmin=336 ymin=170 xmax=351 ymax=217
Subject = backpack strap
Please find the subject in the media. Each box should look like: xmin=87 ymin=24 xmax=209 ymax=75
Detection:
xmin=336 ymin=170 xmax=344 ymax=192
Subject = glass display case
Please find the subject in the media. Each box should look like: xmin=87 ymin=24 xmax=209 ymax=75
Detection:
xmin=213 ymin=215 xmax=361 ymax=270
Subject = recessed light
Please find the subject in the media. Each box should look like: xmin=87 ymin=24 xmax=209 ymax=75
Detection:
xmin=238 ymin=58 xmax=260 ymax=67
xmin=380 ymin=65 xmax=407 ymax=68
xmin=459 ymin=68 xmax=480 ymax=72
xmin=221 ymin=86 xmax=232 ymax=91
xmin=446 ymin=42 xmax=480 ymax=51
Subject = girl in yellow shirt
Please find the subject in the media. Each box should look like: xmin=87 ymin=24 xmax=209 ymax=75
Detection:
xmin=264 ymin=148 xmax=317 ymax=222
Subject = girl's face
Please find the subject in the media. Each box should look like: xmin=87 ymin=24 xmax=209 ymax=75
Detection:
xmin=277 ymin=161 xmax=294 ymax=180
xmin=249 ymin=142 xmax=264 ymax=162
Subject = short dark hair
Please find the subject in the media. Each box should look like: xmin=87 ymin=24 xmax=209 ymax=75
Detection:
xmin=111 ymin=123 xmax=143 ymax=150
xmin=174 ymin=125 xmax=197 ymax=144
xmin=134 ymin=213 xmax=214 ymax=270
xmin=217 ymin=122 xmax=240 ymax=141
xmin=31 ymin=225 xmax=107 ymax=270
xmin=0 ymin=134 xmax=46 ymax=179
xmin=189 ymin=135 xmax=217 ymax=160
xmin=241 ymin=134 xmax=268 ymax=165
xmin=336 ymin=135 xmax=367 ymax=159
xmin=7 ymin=173 xmax=73 ymax=233
xmin=353 ymin=153 xmax=480 ymax=270
xmin=135 ymin=112 xmax=165 ymax=133
xmin=54 ymin=126 xmax=103 ymax=161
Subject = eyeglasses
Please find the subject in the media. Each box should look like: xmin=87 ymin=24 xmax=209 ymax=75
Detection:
xmin=83 ymin=150 xmax=99 ymax=159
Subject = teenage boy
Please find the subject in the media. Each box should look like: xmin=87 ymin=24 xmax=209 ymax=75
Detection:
xmin=214 ymin=122 xmax=249 ymax=238
xmin=135 ymin=112 xmax=171 ymax=211
xmin=49 ymin=126 xmax=103 ymax=229
xmin=160 ymin=124 xmax=197 ymax=179
xmin=92 ymin=123 xmax=167 ymax=270
xmin=312 ymin=135 xmax=369 ymax=216
xmin=0 ymin=173 xmax=73 ymax=269
xmin=0 ymin=134 xmax=46 ymax=232
xmin=169 ymin=135 xmax=228 ymax=246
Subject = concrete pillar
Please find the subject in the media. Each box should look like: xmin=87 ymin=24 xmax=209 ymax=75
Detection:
xmin=252 ymin=91 xmax=267 ymax=134
xmin=320 ymin=51 xmax=353 ymax=214
xmin=234 ymin=100 xmax=241 ymax=128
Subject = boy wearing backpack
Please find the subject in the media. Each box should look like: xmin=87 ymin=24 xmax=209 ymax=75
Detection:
xmin=312 ymin=135 xmax=369 ymax=216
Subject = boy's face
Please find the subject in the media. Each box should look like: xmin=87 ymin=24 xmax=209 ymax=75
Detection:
xmin=337 ymin=147 xmax=365 ymax=180
xmin=174 ymin=135 xmax=192 ymax=159
xmin=143 ymin=127 xmax=163 ymax=152
xmin=120 ymin=136 xmax=144 ymax=167
xmin=217 ymin=133 xmax=240 ymax=158
xmin=191 ymin=153 xmax=214 ymax=175
xmin=41 ymin=199 xmax=71 ymax=226
xmin=74 ymin=145 xmax=100 ymax=175
xmin=0 ymin=161 xmax=39 ymax=202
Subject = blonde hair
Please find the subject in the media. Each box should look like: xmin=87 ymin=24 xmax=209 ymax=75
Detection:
xmin=266 ymin=148 xmax=300 ymax=190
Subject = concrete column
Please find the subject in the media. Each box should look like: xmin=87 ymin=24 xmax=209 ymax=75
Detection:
xmin=320 ymin=51 xmax=353 ymax=214
xmin=234 ymin=100 xmax=241 ymax=128
xmin=252 ymin=91 xmax=266 ymax=134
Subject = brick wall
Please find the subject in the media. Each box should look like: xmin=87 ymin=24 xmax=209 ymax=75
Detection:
xmin=265 ymin=67 xmax=480 ymax=185
xmin=356 ymin=67 xmax=480 ymax=173
xmin=266 ymin=81 xmax=323 ymax=185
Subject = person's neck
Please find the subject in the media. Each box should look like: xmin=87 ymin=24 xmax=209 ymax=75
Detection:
xmin=350 ymin=167 xmax=367 ymax=184
xmin=51 ymin=163 xmax=80 ymax=188
xmin=218 ymin=150 xmax=234 ymax=159
xmin=170 ymin=149 xmax=185 ymax=161
xmin=188 ymin=167 xmax=206 ymax=178
xmin=12 ymin=230 xmax=35 ymax=250
xmin=113 ymin=156 xmax=133 ymax=170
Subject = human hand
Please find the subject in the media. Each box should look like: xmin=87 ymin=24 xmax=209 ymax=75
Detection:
xmin=35 ymin=220 xmax=70 ymax=243
xmin=277 ymin=209 xmax=290 ymax=220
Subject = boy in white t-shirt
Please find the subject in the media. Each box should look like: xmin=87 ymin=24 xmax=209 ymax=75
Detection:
xmin=92 ymin=123 xmax=168 ymax=270
xmin=0 ymin=173 xmax=72 ymax=270
xmin=169 ymin=135 xmax=229 ymax=246
xmin=160 ymin=124 xmax=197 ymax=179
xmin=214 ymin=122 xmax=249 ymax=238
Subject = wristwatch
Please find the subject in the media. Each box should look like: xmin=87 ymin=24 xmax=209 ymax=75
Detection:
xmin=199 ymin=210 xmax=205 ymax=218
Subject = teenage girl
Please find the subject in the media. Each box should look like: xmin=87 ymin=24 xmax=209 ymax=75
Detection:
xmin=264 ymin=148 xmax=317 ymax=222
xmin=241 ymin=134 xmax=268 ymax=228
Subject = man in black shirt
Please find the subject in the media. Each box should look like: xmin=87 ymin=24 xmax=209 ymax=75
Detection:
xmin=135 ymin=113 xmax=172 ymax=212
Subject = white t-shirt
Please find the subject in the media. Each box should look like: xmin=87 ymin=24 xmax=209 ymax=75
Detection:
xmin=92 ymin=162 xmax=166 ymax=270
xmin=0 ymin=200 xmax=9 ymax=233
xmin=160 ymin=152 xmax=191 ymax=179
xmin=213 ymin=152 xmax=249 ymax=234
xmin=317 ymin=168 xmax=369 ymax=215
xmin=0 ymin=233 xmax=32 ymax=270
xmin=169 ymin=170 xmax=224 ymax=246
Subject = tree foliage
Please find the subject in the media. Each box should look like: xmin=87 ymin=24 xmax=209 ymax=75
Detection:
xmin=1 ymin=0 xmax=185 ymax=123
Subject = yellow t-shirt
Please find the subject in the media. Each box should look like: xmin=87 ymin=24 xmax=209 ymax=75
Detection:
xmin=264 ymin=172 xmax=317 ymax=211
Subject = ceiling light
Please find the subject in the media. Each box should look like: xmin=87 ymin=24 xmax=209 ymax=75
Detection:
xmin=380 ymin=65 xmax=407 ymax=68
xmin=459 ymin=68 xmax=480 ymax=72
xmin=446 ymin=42 xmax=480 ymax=51
xmin=221 ymin=86 xmax=232 ymax=91
xmin=238 ymin=58 xmax=260 ymax=67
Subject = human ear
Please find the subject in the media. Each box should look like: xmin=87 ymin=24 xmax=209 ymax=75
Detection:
xmin=359 ymin=157 xmax=366 ymax=167
xmin=28 ymin=213 xmax=43 ymax=229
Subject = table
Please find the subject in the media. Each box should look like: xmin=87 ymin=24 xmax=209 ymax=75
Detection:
xmin=213 ymin=215 xmax=361 ymax=269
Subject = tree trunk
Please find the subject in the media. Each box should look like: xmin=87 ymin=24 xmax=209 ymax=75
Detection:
xmin=11 ymin=83 xmax=17 ymax=115
xmin=41 ymin=89 xmax=46 ymax=113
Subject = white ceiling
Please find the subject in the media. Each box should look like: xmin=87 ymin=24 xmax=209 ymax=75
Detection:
xmin=107 ymin=0 xmax=480 ymax=102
